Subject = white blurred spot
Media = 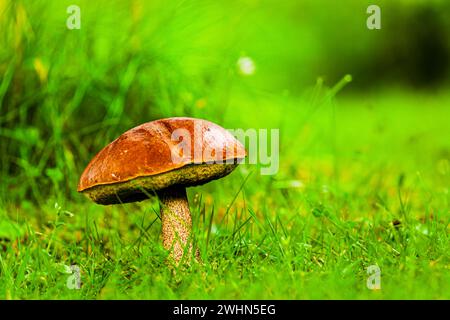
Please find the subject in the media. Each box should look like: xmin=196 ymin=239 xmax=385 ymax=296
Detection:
xmin=288 ymin=180 xmax=304 ymax=188
xmin=237 ymin=56 xmax=256 ymax=76
xmin=273 ymin=180 xmax=304 ymax=189
xmin=415 ymin=224 xmax=429 ymax=236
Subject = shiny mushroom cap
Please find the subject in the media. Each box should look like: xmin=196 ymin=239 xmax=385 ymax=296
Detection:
xmin=78 ymin=117 xmax=246 ymax=205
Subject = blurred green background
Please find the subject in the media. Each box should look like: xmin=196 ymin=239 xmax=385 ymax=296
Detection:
xmin=1 ymin=0 xmax=449 ymax=203
xmin=0 ymin=0 xmax=449 ymax=299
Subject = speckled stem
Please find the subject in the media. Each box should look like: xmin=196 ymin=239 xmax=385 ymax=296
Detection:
xmin=157 ymin=186 xmax=196 ymax=264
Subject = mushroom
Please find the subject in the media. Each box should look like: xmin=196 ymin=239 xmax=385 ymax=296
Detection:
xmin=77 ymin=117 xmax=246 ymax=264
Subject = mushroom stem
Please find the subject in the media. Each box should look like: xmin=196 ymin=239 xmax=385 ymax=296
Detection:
xmin=157 ymin=186 xmax=197 ymax=264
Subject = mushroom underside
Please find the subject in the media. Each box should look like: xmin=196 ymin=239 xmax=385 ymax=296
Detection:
xmin=80 ymin=162 xmax=240 ymax=205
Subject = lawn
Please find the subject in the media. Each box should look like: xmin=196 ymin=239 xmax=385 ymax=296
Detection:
xmin=1 ymin=89 xmax=448 ymax=299
xmin=0 ymin=0 xmax=449 ymax=300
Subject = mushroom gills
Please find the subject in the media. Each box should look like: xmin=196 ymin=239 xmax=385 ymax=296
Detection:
xmin=82 ymin=162 xmax=239 ymax=205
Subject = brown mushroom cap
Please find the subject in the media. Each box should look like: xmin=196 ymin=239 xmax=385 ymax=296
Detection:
xmin=78 ymin=117 xmax=246 ymax=205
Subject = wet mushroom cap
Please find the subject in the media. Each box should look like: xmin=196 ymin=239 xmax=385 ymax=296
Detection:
xmin=77 ymin=117 xmax=246 ymax=204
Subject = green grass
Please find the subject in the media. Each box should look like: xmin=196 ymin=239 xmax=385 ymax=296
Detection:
xmin=0 ymin=0 xmax=449 ymax=299
xmin=1 ymin=90 xmax=449 ymax=299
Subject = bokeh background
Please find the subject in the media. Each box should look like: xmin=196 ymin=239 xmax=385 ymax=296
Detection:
xmin=0 ymin=0 xmax=449 ymax=299
xmin=1 ymin=0 xmax=449 ymax=202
